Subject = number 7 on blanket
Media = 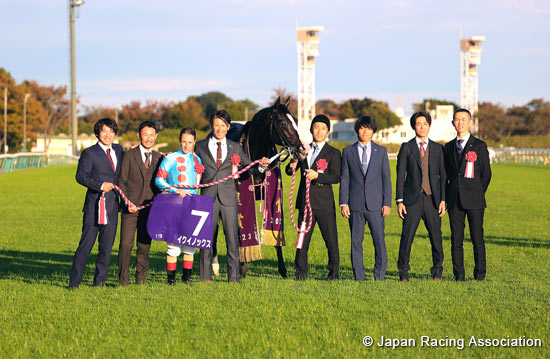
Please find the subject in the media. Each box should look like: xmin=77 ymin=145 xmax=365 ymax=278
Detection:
xmin=147 ymin=193 xmax=214 ymax=250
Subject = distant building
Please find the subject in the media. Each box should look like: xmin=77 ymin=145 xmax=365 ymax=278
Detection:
xmin=329 ymin=105 xmax=456 ymax=144
xmin=31 ymin=133 xmax=120 ymax=155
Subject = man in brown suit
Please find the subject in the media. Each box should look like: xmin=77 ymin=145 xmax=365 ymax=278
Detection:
xmin=118 ymin=121 xmax=162 ymax=286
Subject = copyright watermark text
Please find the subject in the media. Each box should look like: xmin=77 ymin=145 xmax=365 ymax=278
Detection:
xmin=361 ymin=335 xmax=542 ymax=350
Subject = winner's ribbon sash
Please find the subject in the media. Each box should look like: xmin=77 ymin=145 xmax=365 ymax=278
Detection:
xmin=147 ymin=193 xmax=214 ymax=250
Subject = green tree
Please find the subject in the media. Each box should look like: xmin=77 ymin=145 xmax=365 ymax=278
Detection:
xmin=339 ymin=98 xmax=400 ymax=129
xmin=412 ymin=98 xmax=459 ymax=113
xmin=193 ymin=91 xmax=232 ymax=119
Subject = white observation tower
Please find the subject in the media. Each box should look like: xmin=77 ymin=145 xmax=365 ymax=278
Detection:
xmin=297 ymin=26 xmax=324 ymax=141
xmin=460 ymin=36 xmax=485 ymax=134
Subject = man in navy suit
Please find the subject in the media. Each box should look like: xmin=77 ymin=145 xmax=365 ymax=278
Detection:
xmin=396 ymin=111 xmax=446 ymax=282
xmin=69 ymin=118 xmax=123 ymax=288
xmin=340 ymin=116 xmax=392 ymax=281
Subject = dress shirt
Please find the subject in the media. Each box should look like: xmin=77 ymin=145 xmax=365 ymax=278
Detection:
xmin=307 ymin=141 xmax=326 ymax=168
xmin=208 ymin=136 xmax=228 ymax=163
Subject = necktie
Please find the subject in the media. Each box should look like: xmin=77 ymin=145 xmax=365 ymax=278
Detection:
xmin=144 ymin=152 xmax=150 ymax=169
xmin=457 ymin=139 xmax=464 ymax=155
xmin=216 ymin=142 xmax=222 ymax=168
xmin=310 ymin=144 xmax=319 ymax=167
xmin=106 ymin=148 xmax=115 ymax=172
xmin=420 ymin=141 xmax=426 ymax=158
xmin=361 ymin=145 xmax=369 ymax=175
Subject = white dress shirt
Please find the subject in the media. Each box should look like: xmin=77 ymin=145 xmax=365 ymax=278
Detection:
xmin=208 ymin=136 xmax=228 ymax=163
xmin=307 ymin=141 xmax=326 ymax=168
xmin=139 ymin=144 xmax=152 ymax=165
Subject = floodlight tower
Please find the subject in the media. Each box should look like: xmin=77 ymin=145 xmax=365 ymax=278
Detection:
xmin=460 ymin=36 xmax=485 ymax=134
xmin=297 ymin=26 xmax=324 ymax=140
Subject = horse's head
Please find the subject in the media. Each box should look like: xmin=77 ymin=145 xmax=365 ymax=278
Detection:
xmin=268 ymin=97 xmax=310 ymax=161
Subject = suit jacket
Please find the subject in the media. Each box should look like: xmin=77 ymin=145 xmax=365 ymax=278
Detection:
xmin=75 ymin=142 xmax=123 ymax=214
xmin=444 ymin=135 xmax=492 ymax=210
xmin=396 ymin=138 xmax=446 ymax=207
xmin=285 ymin=143 xmax=341 ymax=210
xmin=118 ymin=146 xmax=162 ymax=213
xmin=339 ymin=141 xmax=392 ymax=211
xmin=195 ymin=136 xmax=255 ymax=206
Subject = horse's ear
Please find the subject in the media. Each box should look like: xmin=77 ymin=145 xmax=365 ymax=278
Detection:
xmin=273 ymin=96 xmax=280 ymax=108
xmin=285 ymin=96 xmax=291 ymax=107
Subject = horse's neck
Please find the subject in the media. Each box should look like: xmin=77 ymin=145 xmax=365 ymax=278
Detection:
xmin=247 ymin=124 xmax=274 ymax=161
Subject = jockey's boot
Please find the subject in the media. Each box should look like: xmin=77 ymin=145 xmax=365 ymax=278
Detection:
xmin=182 ymin=268 xmax=192 ymax=285
xmin=167 ymin=270 xmax=176 ymax=285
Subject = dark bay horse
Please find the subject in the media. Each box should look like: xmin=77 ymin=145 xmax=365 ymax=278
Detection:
xmin=216 ymin=97 xmax=309 ymax=278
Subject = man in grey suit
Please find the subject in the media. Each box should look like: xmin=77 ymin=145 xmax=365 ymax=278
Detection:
xmin=195 ymin=110 xmax=269 ymax=283
xmin=340 ymin=116 xmax=392 ymax=281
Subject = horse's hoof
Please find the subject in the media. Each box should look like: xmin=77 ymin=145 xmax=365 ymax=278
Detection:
xmin=278 ymin=267 xmax=288 ymax=279
xmin=240 ymin=263 xmax=248 ymax=279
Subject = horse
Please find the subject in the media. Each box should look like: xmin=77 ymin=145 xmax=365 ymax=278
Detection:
xmin=213 ymin=97 xmax=309 ymax=278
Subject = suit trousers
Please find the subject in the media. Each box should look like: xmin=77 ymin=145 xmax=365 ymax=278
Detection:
xmin=199 ymin=197 xmax=240 ymax=282
xmin=118 ymin=208 xmax=152 ymax=286
xmin=397 ymin=193 xmax=444 ymax=280
xmin=295 ymin=208 xmax=339 ymax=280
xmin=448 ymin=200 xmax=486 ymax=281
xmin=70 ymin=208 xmax=118 ymax=287
xmin=349 ymin=207 xmax=387 ymax=281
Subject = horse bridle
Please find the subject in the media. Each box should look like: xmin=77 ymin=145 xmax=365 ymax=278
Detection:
xmin=269 ymin=110 xmax=298 ymax=162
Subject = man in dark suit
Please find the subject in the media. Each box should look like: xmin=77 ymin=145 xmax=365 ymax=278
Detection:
xmin=444 ymin=108 xmax=492 ymax=281
xmin=69 ymin=118 xmax=123 ymax=288
xmin=340 ymin=116 xmax=392 ymax=281
xmin=117 ymin=121 xmax=162 ymax=286
xmin=396 ymin=111 xmax=447 ymax=282
xmin=195 ymin=110 xmax=269 ymax=283
xmin=285 ymin=115 xmax=341 ymax=281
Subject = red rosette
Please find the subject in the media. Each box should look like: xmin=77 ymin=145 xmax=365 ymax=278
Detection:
xmin=316 ymin=158 xmax=328 ymax=173
xmin=465 ymin=151 xmax=477 ymax=162
xmin=230 ymin=154 xmax=241 ymax=165
xmin=194 ymin=163 xmax=205 ymax=174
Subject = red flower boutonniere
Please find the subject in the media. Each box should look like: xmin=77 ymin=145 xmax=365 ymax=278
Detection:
xmin=230 ymin=154 xmax=241 ymax=178
xmin=316 ymin=159 xmax=328 ymax=174
xmin=194 ymin=163 xmax=205 ymax=183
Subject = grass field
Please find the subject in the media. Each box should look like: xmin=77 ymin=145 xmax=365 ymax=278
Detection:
xmin=1 ymin=162 xmax=549 ymax=358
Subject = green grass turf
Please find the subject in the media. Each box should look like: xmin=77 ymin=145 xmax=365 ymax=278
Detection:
xmin=0 ymin=162 xmax=549 ymax=358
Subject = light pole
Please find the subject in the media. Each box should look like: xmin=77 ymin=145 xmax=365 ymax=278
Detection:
xmin=3 ymin=86 xmax=7 ymax=154
xmin=22 ymin=93 xmax=30 ymax=152
xmin=69 ymin=0 xmax=84 ymax=156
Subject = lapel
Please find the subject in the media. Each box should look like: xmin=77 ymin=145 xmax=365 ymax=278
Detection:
xmin=93 ymin=143 xmax=114 ymax=172
xmin=151 ymin=150 xmax=161 ymax=170
xmin=201 ymin=137 xmax=217 ymax=167
xmin=409 ymin=138 xmax=422 ymax=169
xmin=427 ymin=140 xmax=436 ymax=170
xmin=366 ymin=142 xmax=378 ymax=175
xmin=449 ymin=139 xmax=459 ymax=171
xmin=350 ymin=141 xmax=362 ymax=172
xmin=459 ymin=135 xmax=475 ymax=169
xmin=132 ymin=147 xmax=147 ymax=179
xmin=223 ymin=140 xmax=236 ymax=167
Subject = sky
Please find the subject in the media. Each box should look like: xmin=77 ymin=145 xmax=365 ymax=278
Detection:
xmin=2 ymin=0 xmax=549 ymax=116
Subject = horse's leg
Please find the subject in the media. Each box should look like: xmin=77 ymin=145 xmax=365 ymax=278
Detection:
xmin=240 ymin=261 xmax=248 ymax=279
xmin=276 ymin=246 xmax=287 ymax=278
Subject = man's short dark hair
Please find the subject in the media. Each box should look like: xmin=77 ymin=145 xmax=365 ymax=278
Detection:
xmin=138 ymin=121 xmax=157 ymax=134
xmin=410 ymin=111 xmax=432 ymax=129
xmin=94 ymin=118 xmax=118 ymax=138
xmin=179 ymin=127 xmax=196 ymax=141
xmin=209 ymin=110 xmax=231 ymax=126
xmin=354 ymin=115 xmax=377 ymax=134
xmin=453 ymin=108 xmax=472 ymax=120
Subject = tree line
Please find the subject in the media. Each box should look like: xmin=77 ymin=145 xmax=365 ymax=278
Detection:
xmin=1 ymin=68 xmax=548 ymax=153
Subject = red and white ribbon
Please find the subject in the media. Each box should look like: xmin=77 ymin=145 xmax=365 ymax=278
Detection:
xmin=288 ymin=165 xmax=313 ymax=249
xmin=464 ymin=151 xmax=477 ymax=179
xmin=98 ymin=193 xmax=108 ymax=225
